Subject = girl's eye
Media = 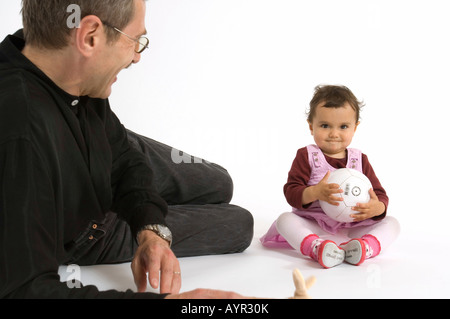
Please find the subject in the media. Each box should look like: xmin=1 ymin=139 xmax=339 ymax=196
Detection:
xmin=320 ymin=124 xmax=329 ymax=128
xmin=340 ymin=125 xmax=348 ymax=129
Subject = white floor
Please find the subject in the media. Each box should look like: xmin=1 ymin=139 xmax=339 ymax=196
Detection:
xmin=58 ymin=217 xmax=450 ymax=299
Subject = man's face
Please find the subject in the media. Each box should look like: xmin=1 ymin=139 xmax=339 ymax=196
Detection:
xmin=88 ymin=0 xmax=147 ymax=99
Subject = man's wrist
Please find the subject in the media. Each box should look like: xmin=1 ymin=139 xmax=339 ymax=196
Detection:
xmin=136 ymin=229 xmax=164 ymax=246
xmin=136 ymin=224 xmax=172 ymax=247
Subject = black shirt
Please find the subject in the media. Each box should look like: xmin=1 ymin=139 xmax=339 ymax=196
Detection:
xmin=0 ymin=30 xmax=168 ymax=298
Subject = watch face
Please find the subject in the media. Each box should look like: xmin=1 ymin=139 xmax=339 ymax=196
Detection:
xmin=157 ymin=225 xmax=172 ymax=238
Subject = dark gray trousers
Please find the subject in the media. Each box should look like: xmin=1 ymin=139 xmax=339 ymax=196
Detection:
xmin=69 ymin=130 xmax=254 ymax=265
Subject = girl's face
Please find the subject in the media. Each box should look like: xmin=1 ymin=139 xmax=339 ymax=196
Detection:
xmin=308 ymin=102 xmax=359 ymax=158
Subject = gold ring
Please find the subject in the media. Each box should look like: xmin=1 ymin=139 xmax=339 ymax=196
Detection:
xmin=173 ymin=271 xmax=181 ymax=275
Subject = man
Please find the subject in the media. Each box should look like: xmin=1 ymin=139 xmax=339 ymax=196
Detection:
xmin=0 ymin=0 xmax=253 ymax=298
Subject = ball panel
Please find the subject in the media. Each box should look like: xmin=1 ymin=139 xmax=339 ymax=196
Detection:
xmin=319 ymin=168 xmax=372 ymax=223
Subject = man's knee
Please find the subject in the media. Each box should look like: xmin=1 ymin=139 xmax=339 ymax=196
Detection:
xmin=226 ymin=205 xmax=254 ymax=253
xmin=210 ymin=164 xmax=234 ymax=203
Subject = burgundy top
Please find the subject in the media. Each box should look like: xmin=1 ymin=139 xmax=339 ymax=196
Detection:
xmin=283 ymin=147 xmax=388 ymax=220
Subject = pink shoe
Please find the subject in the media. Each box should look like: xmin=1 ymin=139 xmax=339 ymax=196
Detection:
xmin=340 ymin=238 xmax=373 ymax=266
xmin=311 ymin=240 xmax=345 ymax=269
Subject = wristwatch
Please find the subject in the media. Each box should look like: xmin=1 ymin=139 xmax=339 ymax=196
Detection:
xmin=137 ymin=224 xmax=173 ymax=247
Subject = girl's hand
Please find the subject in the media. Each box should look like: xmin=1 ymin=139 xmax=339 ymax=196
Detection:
xmin=350 ymin=188 xmax=385 ymax=222
xmin=313 ymin=171 xmax=343 ymax=206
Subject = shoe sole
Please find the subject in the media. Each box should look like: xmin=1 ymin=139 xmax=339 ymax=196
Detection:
xmin=318 ymin=240 xmax=345 ymax=268
xmin=340 ymin=239 xmax=366 ymax=265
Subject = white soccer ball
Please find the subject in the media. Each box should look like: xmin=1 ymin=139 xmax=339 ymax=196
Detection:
xmin=319 ymin=168 xmax=372 ymax=223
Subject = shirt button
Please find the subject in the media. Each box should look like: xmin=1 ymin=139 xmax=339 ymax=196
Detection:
xmin=88 ymin=235 xmax=94 ymax=240
xmin=92 ymin=224 xmax=97 ymax=229
xmin=71 ymin=100 xmax=79 ymax=106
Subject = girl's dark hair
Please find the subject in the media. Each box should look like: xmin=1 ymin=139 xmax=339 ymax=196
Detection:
xmin=307 ymin=85 xmax=364 ymax=123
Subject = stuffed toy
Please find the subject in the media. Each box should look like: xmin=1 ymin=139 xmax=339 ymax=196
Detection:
xmin=289 ymin=268 xmax=316 ymax=299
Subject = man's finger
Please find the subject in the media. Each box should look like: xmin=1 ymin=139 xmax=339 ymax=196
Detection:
xmin=160 ymin=259 xmax=182 ymax=294
xmin=171 ymin=269 xmax=182 ymax=294
xmin=159 ymin=265 xmax=174 ymax=294
xmin=147 ymin=255 xmax=162 ymax=290
xmin=131 ymin=259 xmax=148 ymax=292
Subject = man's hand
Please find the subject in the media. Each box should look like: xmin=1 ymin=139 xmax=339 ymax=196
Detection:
xmin=166 ymin=268 xmax=315 ymax=299
xmin=131 ymin=230 xmax=181 ymax=294
xmin=165 ymin=288 xmax=244 ymax=299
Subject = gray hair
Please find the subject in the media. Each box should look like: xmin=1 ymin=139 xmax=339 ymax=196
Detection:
xmin=21 ymin=0 xmax=137 ymax=49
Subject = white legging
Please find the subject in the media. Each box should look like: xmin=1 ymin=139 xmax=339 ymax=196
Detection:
xmin=276 ymin=212 xmax=400 ymax=253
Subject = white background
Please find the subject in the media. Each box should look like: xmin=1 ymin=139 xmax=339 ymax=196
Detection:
xmin=2 ymin=1 xmax=450 ymax=298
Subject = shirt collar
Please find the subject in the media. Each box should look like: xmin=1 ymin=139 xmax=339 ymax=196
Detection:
xmin=0 ymin=29 xmax=81 ymax=111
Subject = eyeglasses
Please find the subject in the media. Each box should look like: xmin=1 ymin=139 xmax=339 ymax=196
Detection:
xmin=103 ymin=22 xmax=149 ymax=54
